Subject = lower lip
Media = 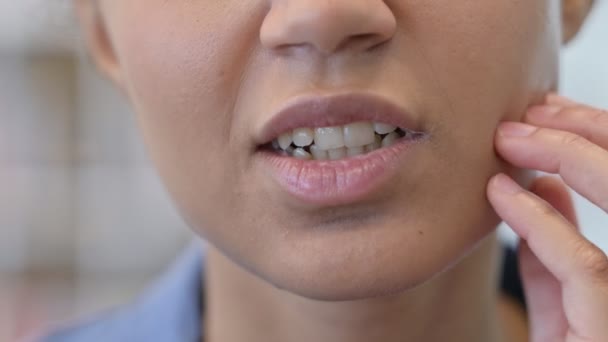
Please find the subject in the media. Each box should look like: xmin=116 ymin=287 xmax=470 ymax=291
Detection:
xmin=258 ymin=137 xmax=426 ymax=206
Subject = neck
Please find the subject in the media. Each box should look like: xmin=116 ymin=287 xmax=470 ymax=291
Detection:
xmin=203 ymin=233 xmax=505 ymax=342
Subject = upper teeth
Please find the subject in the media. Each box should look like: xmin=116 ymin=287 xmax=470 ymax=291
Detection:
xmin=271 ymin=121 xmax=409 ymax=160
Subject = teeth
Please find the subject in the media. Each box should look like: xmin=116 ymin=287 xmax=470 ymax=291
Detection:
xmin=314 ymin=126 xmax=345 ymax=150
xmin=347 ymin=146 xmax=365 ymax=157
xmin=365 ymin=135 xmax=382 ymax=153
xmin=271 ymin=121 xmax=411 ymax=160
xmin=278 ymin=132 xmax=293 ymax=150
xmin=365 ymin=144 xmax=379 ymax=153
xmin=328 ymin=147 xmax=347 ymax=160
xmin=292 ymin=128 xmax=314 ymax=147
xmin=374 ymin=123 xmax=397 ymax=135
xmin=381 ymin=132 xmax=400 ymax=147
xmin=293 ymin=148 xmax=312 ymax=160
xmin=310 ymin=144 xmax=328 ymax=160
xmin=343 ymin=122 xmax=376 ymax=148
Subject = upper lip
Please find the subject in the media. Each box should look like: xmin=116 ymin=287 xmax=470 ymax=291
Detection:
xmin=254 ymin=92 xmax=424 ymax=146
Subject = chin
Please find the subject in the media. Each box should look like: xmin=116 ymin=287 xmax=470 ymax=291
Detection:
xmin=246 ymin=210 xmax=502 ymax=302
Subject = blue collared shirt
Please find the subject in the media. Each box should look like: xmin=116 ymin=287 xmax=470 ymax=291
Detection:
xmin=41 ymin=243 xmax=205 ymax=342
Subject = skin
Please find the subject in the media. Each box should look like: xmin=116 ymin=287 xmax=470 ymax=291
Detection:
xmin=74 ymin=1 xmax=606 ymax=341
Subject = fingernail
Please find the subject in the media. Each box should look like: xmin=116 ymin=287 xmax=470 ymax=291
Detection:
xmin=527 ymin=105 xmax=561 ymax=120
xmin=492 ymin=173 xmax=521 ymax=195
xmin=499 ymin=122 xmax=538 ymax=137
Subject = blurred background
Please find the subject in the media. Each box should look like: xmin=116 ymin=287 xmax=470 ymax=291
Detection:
xmin=0 ymin=1 xmax=607 ymax=341
xmin=0 ymin=1 xmax=194 ymax=340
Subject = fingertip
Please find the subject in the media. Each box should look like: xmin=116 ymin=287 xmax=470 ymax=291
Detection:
xmin=497 ymin=122 xmax=538 ymax=138
xmin=525 ymin=105 xmax=561 ymax=122
xmin=489 ymin=173 xmax=522 ymax=195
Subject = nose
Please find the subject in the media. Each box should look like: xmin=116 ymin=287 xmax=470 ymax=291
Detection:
xmin=260 ymin=0 xmax=397 ymax=55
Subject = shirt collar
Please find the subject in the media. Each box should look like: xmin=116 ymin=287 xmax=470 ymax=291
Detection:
xmin=41 ymin=241 xmax=205 ymax=342
xmin=134 ymin=240 xmax=205 ymax=341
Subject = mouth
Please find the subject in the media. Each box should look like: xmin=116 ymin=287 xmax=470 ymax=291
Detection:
xmin=254 ymin=92 xmax=429 ymax=206
xmin=255 ymin=92 xmax=425 ymax=154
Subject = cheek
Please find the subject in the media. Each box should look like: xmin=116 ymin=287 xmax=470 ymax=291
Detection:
xmin=405 ymin=0 xmax=560 ymax=182
xmin=411 ymin=0 xmax=560 ymax=122
xmin=113 ymin=3 xmax=253 ymax=133
xmin=104 ymin=2 xmax=266 ymax=236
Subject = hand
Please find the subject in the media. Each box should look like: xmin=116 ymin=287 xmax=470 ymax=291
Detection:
xmin=487 ymin=94 xmax=608 ymax=342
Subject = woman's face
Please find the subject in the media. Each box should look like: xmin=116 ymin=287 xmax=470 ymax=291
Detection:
xmin=88 ymin=0 xmax=567 ymax=300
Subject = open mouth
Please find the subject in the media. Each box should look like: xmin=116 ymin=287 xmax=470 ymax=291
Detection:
xmin=260 ymin=121 xmax=424 ymax=160
xmin=254 ymin=92 xmax=428 ymax=206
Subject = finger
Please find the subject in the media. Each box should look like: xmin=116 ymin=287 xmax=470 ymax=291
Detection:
xmin=546 ymin=93 xmax=579 ymax=107
xmin=487 ymin=173 xmax=608 ymax=286
xmin=519 ymin=239 xmax=568 ymax=342
xmin=518 ymin=177 xmax=575 ymax=341
xmin=495 ymin=123 xmax=608 ymax=212
xmin=488 ymin=174 xmax=608 ymax=339
xmin=524 ymin=102 xmax=608 ymax=150
xmin=529 ymin=177 xmax=578 ymax=227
